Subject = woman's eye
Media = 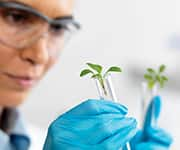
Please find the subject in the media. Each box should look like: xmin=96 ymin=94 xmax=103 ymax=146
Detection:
xmin=50 ymin=24 xmax=66 ymax=35
xmin=3 ymin=10 xmax=29 ymax=24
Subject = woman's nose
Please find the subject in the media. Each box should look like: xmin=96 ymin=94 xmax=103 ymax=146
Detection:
xmin=19 ymin=36 xmax=49 ymax=66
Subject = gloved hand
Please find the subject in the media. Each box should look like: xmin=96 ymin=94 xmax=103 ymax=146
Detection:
xmin=130 ymin=96 xmax=173 ymax=150
xmin=43 ymin=99 xmax=137 ymax=150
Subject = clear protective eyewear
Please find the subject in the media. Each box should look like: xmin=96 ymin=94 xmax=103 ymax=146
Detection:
xmin=0 ymin=1 xmax=80 ymax=57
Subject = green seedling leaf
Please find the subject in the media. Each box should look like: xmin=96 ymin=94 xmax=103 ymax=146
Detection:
xmin=107 ymin=66 xmax=122 ymax=73
xmin=80 ymin=69 xmax=93 ymax=77
xmin=159 ymin=64 xmax=166 ymax=73
xmin=159 ymin=79 xmax=164 ymax=88
xmin=162 ymin=76 xmax=168 ymax=81
xmin=104 ymin=66 xmax=122 ymax=77
xmin=144 ymin=74 xmax=153 ymax=81
xmin=156 ymin=75 xmax=161 ymax=82
xmin=87 ymin=63 xmax=102 ymax=73
xmin=147 ymin=68 xmax=155 ymax=74
xmin=148 ymin=80 xmax=155 ymax=90
xmin=91 ymin=74 xmax=100 ymax=79
xmin=144 ymin=64 xmax=168 ymax=90
xmin=80 ymin=62 xmax=122 ymax=96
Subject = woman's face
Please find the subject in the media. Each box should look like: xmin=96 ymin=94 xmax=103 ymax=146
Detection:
xmin=0 ymin=0 xmax=74 ymax=107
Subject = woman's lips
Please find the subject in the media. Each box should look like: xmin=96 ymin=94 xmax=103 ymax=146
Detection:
xmin=4 ymin=72 xmax=38 ymax=89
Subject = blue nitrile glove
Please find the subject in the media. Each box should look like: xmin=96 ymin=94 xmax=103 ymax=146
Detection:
xmin=43 ymin=99 xmax=137 ymax=150
xmin=130 ymin=96 xmax=173 ymax=150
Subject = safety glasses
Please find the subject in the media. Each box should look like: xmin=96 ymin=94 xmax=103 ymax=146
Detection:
xmin=0 ymin=1 xmax=80 ymax=57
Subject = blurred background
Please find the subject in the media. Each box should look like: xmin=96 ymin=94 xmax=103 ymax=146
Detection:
xmin=20 ymin=0 xmax=180 ymax=149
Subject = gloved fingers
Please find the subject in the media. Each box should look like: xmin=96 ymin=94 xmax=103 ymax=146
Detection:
xmin=50 ymin=113 xmax=131 ymax=134
xmin=135 ymin=142 xmax=170 ymax=150
xmin=52 ymin=111 xmax=129 ymax=131
xmin=43 ymin=135 xmax=51 ymax=150
xmin=129 ymin=130 xmax=143 ymax=150
xmin=144 ymin=96 xmax=162 ymax=129
xmin=48 ymin=116 xmax=137 ymax=146
xmin=130 ymin=127 xmax=173 ymax=150
xmin=147 ymin=127 xmax=173 ymax=147
xmin=59 ymin=99 xmax=128 ymax=117
xmin=43 ymin=99 xmax=136 ymax=150
xmin=59 ymin=112 xmax=126 ymax=121
xmin=44 ymin=138 xmax=88 ymax=150
xmin=87 ymin=117 xmax=137 ymax=145
xmin=98 ymin=119 xmax=137 ymax=150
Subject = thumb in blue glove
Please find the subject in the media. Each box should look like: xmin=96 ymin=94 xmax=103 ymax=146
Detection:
xmin=43 ymin=99 xmax=137 ymax=150
xmin=130 ymin=96 xmax=173 ymax=150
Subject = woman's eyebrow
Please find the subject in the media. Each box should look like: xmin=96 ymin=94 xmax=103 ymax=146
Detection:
xmin=55 ymin=16 xmax=73 ymax=21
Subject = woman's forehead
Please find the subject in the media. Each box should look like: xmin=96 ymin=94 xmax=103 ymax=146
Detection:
xmin=3 ymin=0 xmax=74 ymax=18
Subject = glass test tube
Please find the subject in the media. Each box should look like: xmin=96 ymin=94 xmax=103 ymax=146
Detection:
xmin=94 ymin=74 xmax=131 ymax=150
xmin=140 ymin=82 xmax=159 ymax=128
xmin=94 ymin=74 xmax=117 ymax=101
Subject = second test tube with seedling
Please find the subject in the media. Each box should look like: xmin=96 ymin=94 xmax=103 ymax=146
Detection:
xmin=141 ymin=64 xmax=168 ymax=127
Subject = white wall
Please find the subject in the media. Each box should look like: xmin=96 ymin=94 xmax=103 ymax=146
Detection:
xmin=20 ymin=0 xmax=180 ymax=149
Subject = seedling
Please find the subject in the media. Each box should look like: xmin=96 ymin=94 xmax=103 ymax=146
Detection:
xmin=80 ymin=63 xmax=122 ymax=96
xmin=144 ymin=64 xmax=168 ymax=90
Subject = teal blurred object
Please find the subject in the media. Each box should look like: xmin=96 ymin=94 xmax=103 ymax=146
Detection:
xmin=43 ymin=99 xmax=137 ymax=150
xmin=130 ymin=96 xmax=173 ymax=150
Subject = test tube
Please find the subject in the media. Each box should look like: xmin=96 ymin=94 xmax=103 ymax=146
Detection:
xmin=94 ymin=74 xmax=117 ymax=101
xmin=94 ymin=74 xmax=131 ymax=150
xmin=150 ymin=83 xmax=158 ymax=127
xmin=94 ymin=78 xmax=105 ymax=100
xmin=140 ymin=82 xmax=158 ymax=128
xmin=105 ymin=74 xmax=118 ymax=102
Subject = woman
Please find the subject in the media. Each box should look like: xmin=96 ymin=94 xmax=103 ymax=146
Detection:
xmin=0 ymin=0 xmax=172 ymax=149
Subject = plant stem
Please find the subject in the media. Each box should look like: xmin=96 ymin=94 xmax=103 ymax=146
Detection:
xmin=99 ymin=76 xmax=108 ymax=96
